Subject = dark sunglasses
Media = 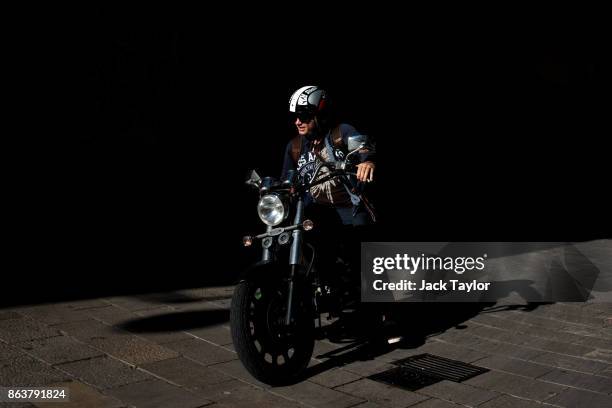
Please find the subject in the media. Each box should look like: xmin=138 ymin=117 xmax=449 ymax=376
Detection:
xmin=291 ymin=112 xmax=315 ymax=123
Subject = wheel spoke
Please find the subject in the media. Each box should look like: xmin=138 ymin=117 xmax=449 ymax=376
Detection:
xmin=272 ymin=352 xmax=279 ymax=366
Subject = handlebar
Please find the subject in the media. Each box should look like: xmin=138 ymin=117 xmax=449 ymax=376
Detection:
xmin=299 ymin=168 xmax=357 ymax=193
xmin=249 ymin=161 xmax=360 ymax=195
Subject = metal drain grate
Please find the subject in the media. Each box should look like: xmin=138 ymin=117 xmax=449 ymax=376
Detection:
xmin=392 ymin=353 xmax=488 ymax=382
xmin=369 ymin=366 xmax=441 ymax=391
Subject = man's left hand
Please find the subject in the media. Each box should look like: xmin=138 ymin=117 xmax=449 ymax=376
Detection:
xmin=356 ymin=161 xmax=375 ymax=183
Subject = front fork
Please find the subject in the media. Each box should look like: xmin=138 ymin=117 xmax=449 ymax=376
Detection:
xmin=258 ymin=199 xmax=305 ymax=326
xmin=285 ymin=199 xmax=304 ymax=325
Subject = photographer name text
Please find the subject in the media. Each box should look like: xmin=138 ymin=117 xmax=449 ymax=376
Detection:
xmin=373 ymin=279 xmax=491 ymax=292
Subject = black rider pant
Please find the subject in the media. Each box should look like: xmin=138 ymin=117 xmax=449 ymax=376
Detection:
xmin=304 ymin=203 xmax=375 ymax=286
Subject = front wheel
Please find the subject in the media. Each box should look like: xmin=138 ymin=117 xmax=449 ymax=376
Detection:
xmin=230 ymin=279 xmax=314 ymax=385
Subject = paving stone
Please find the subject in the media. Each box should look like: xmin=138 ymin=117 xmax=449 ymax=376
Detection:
xmin=88 ymin=334 xmax=179 ymax=365
xmin=141 ymin=357 xmax=235 ymax=390
xmin=376 ymin=347 xmax=429 ymax=364
xmin=472 ymin=317 xmax=588 ymax=345
xmin=525 ymin=337 xmax=596 ymax=358
xmin=274 ymin=379 xmax=365 ymax=408
xmin=129 ymin=329 xmax=192 ymax=345
xmin=208 ymin=298 xmax=231 ymax=309
xmin=30 ymin=380 xmax=125 ymax=408
xmin=146 ymin=288 xmax=208 ymax=303
xmin=312 ymin=339 xmax=347 ymax=359
xmin=504 ymin=312 xmax=567 ymax=331
xmin=470 ymin=325 xmax=527 ymax=344
xmin=60 ymin=299 xmax=110 ymax=310
xmin=523 ymin=327 xmax=588 ymax=344
xmin=0 ymin=319 xmax=60 ymax=344
xmin=17 ymin=306 xmax=91 ymax=326
xmin=105 ymin=379 xmax=211 ymax=408
xmin=0 ymin=311 xmax=22 ymax=321
xmin=163 ymin=338 xmax=236 ymax=366
xmin=546 ymin=387 xmax=612 ymax=408
xmin=347 ymin=402 xmax=388 ymax=408
xmin=410 ymin=399 xmax=460 ymax=408
xmin=53 ymin=319 xmax=119 ymax=341
xmin=122 ymin=307 xmax=193 ymax=344
xmin=149 ymin=288 xmax=231 ymax=305
xmin=418 ymin=340 xmax=489 ymax=363
xmin=133 ymin=305 xmax=177 ymax=317
xmin=538 ymin=368 xmax=612 ymax=394
xmin=532 ymin=352 xmax=609 ymax=374
xmin=55 ymin=356 xmax=150 ymax=390
xmin=201 ymin=380 xmax=300 ymax=408
xmin=335 ymin=378 xmax=428 ymax=408
xmin=169 ymin=300 xmax=227 ymax=313
xmin=84 ymin=306 xmax=136 ymax=326
xmin=432 ymin=331 xmax=482 ymax=348
xmin=0 ymin=402 xmax=36 ymax=407
xmin=103 ymin=297 xmax=163 ymax=312
xmin=557 ymin=302 xmax=603 ymax=314
xmin=529 ymin=307 xmax=606 ymax=327
xmin=464 ymin=371 xmax=566 ymax=402
xmin=469 ymin=313 xmax=521 ymax=329
xmin=478 ymin=394 xmax=550 ymax=408
xmin=118 ymin=307 xmax=230 ymax=341
xmin=207 ymin=359 xmax=270 ymax=389
xmin=470 ymin=323 xmax=532 ymax=342
xmin=573 ymin=336 xmax=612 ymax=350
xmin=584 ymin=348 xmax=612 ymax=363
xmin=17 ymin=336 xmax=102 ymax=365
xmin=187 ymin=325 xmax=233 ymax=346
xmin=581 ymin=303 xmax=612 ymax=314
xmin=201 ymin=286 xmax=235 ymax=299
xmin=474 ymin=354 xmax=554 ymax=378
xmin=561 ymin=325 xmax=612 ymax=341
xmin=472 ymin=339 xmax=544 ymax=361
xmin=0 ymin=355 xmax=70 ymax=387
xmin=188 ymin=378 xmax=246 ymax=400
xmin=419 ymin=380 xmax=498 ymax=407
xmin=597 ymin=365 xmax=612 ymax=378
xmin=307 ymin=367 xmax=362 ymax=388
xmin=342 ymin=359 xmax=396 ymax=377
xmin=0 ymin=342 xmax=22 ymax=361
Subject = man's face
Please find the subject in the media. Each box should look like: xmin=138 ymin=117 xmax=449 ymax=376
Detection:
xmin=294 ymin=112 xmax=316 ymax=136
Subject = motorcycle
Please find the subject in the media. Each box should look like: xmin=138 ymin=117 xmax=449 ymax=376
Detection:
xmin=230 ymin=133 xmax=376 ymax=385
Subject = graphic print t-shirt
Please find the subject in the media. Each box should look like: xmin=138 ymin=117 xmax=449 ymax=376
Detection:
xmin=282 ymin=124 xmax=360 ymax=207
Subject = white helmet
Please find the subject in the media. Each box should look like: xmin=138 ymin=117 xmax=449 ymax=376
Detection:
xmin=288 ymin=85 xmax=327 ymax=114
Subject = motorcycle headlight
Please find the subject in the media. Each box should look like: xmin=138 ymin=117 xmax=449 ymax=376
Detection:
xmin=257 ymin=194 xmax=287 ymax=226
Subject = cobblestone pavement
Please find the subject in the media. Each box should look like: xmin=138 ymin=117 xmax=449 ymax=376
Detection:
xmin=1 ymin=287 xmax=611 ymax=408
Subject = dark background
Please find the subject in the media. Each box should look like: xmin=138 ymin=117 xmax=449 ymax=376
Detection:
xmin=8 ymin=9 xmax=608 ymax=305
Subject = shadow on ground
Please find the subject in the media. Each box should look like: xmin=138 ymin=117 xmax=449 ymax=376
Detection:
xmin=303 ymin=301 xmax=548 ymax=383
xmin=119 ymin=309 xmax=230 ymax=333
xmin=134 ymin=291 xmax=233 ymax=304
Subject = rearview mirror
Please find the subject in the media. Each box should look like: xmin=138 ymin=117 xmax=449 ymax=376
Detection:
xmin=245 ymin=170 xmax=262 ymax=188
xmin=347 ymin=134 xmax=369 ymax=153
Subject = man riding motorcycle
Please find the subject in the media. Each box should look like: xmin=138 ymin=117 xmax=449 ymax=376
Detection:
xmin=230 ymin=86 xmax=385 ymax=386
xmin=282 ymin=85 xmax=378 ymax=318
